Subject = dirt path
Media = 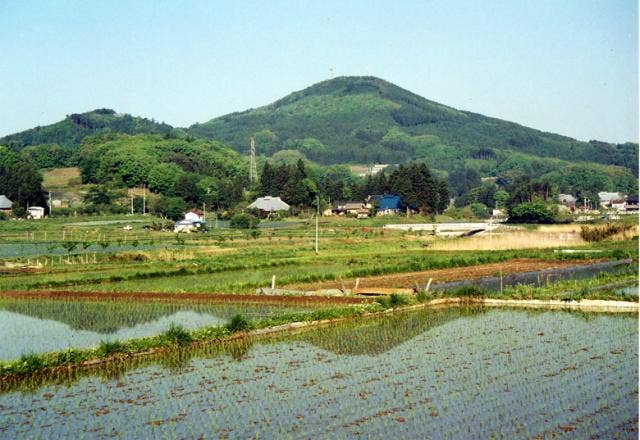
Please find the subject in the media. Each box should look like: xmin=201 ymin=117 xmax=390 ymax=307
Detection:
xmin=285 ymin=258 xmax=599 ymax=290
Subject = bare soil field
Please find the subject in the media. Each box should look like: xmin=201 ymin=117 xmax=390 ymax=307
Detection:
xmin=286 ymin=258 xmax=598 ymax=290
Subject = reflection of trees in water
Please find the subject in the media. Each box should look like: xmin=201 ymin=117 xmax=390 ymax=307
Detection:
xmin=299 ymin=306 xmax=487 ymax=356
xmin=0 ymin=299 xmax=307 ymax=333
xmin=0 ymin=306 xmax=610 ymax=394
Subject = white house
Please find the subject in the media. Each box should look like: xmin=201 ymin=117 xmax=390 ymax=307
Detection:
xmin=27 ymin=206 xmax=45 ymax=219
xmin=598 ymin=192 xmax=623 ymax=207
xmin=184 ymin=209 xmax=204 ymax=222
xmin=611 ymin=199 xmax=627 ymax=212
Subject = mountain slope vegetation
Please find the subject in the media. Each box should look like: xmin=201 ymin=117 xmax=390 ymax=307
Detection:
xmin=0 ymin=108 xmax=173 ymax=150
xmin=187 ymin=76 xmax=637 ymax=175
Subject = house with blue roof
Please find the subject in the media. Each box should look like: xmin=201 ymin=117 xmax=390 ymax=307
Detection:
xmin=377 ymin=195 xmax=402 ymax=216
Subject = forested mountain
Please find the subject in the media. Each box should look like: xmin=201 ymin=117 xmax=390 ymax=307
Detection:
xmin=0 ymin=109 xmax=173 ymax=150
xmin=1 ymin=77 xmax=636 ymax=200
xmin=187 ymin=76 xmax=637 ymax=175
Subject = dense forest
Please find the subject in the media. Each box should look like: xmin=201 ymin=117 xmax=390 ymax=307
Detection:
xmin=187 ymin=76 xmax=638 ymax=176
xmin=0 ymin=109 xmax=173 ymax=151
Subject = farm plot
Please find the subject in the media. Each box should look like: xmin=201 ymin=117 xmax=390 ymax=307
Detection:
xmin=0 ymin=298 xmax=325 ymax=361
xmin=0 ymin=306 xmax=636 ymax=438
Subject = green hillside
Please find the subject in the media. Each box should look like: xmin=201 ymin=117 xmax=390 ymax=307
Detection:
xmin=187 ymin=76 xmax=638 ymax=175
xmin=0 ymin=108 xmax=173 ymax=150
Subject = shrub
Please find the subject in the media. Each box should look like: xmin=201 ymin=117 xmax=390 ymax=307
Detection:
xmin=97 ymin=340 xmax=127 ymax=356
xmin=507 ymin=201 xmax=555 ymax=224
xmin=16 ymin=353 xmax=44 ymax=373
xmin=230 ymin=213 xmax=260 ymax=229
xmin=469 ymin=202 xmax=491 ymax=219
xmin=389 ymin=293 xmax=411 ymax=307
xmin=162 ymin=324 xmax=193 ymax=345
xmin=580 ymin=223 xmax=634 ymax=242
xmin=226 ymin=314 xmax=252 ymax=333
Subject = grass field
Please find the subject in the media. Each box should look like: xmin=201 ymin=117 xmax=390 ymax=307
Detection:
xmin=0 ymin=214 xmax=636 ymax=295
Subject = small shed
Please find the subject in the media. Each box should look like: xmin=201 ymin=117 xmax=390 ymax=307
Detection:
xmin=0 ymin=195 xmax=13 ymax=212
xmin=247 ymin=196 xmax=290 ymax=212
xmin=27 ymin=206 xmax=45 ymax=219
xmin=174 ymin=220 xmax=207 ymax=233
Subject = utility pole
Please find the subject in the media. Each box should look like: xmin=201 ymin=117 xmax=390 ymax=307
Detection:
xmin=249 ymin=137 xmax=257 ymax=183
xmin=130 ymin=189 xmax=134 ymax=215
xmin=202 ymin=202 xmax=206 ymax=221
xmin=315 ymin=195 xmax=319 ymax=254
xmin=142 ymin=184 xmax=146 ymax=215
xmin=48 ymin=192 xmax=52 ymax=217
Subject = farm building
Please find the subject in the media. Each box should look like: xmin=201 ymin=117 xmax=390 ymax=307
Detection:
xmin=598 ymin=192 xmax=623 ymax=208
xmin=0 ymin=195 xmax=13 ymax=213
xmin=27 ymin=206 xmax=45 ymax=219
xmin=247 ymin=196 xmax=290 ymax=212
xmin=185 ymin=209 xmax=204 ymax=222
xmin=625 ymin=195 xmax=639 ymax=212
xmin=377 ymin=195 xmax=402 ymax=216
xmin=340 ymin=201 xmax=366 ymax=216
xmin=611 ymin=199 xmax=627 ymax=212
xmin=174 ymin=219 xmax=207 ymax=233
xmin=558 ymin=194 xmax=576 ymax=210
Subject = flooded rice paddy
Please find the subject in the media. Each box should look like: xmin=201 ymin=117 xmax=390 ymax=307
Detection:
xmin=0 ymin=298 xmax=319 ymax=361
xmin=0 ymin=306 xmax=636 ymax=438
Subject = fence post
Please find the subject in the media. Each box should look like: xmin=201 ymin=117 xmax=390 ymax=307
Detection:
xmin=425 ymin=278 xmax=432 ymax=293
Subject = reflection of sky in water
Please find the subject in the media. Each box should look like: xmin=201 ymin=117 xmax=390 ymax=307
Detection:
xmin=0 ymin=309 xmax=636 ymax=439
xmin=0 ymin=310 xmax=227 ymax=360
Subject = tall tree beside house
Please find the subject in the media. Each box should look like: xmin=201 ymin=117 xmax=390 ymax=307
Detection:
xmin=259 ymin=161 xmax=275 ymax=196
xmin=259 ymin=159 xmax=317 ymax=207
xmin=0 ymin=146 xmax=46 ymax=208
xmin=388 ymin=163 xmax=448 ymax=215
xmin=435 ymin=178 xmax=450 ymax=213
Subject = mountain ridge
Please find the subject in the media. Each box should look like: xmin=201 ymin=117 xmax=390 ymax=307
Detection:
xmin=186 ymin=76 xmax=637 ymax=174
xmin=1 ymin=77 xmax=637 ymax=177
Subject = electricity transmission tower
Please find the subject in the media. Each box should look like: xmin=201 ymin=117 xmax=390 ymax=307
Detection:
xmin=249 ymin=137 xmax=257 ymax=182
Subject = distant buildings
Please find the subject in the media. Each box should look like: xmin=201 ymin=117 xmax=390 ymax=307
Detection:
xmin=558 ymin=194 xmax=577 ymax=210
xmin=27 ymin=207 xmax=45 ymax=219
xmin=173 ymin=220 xmax=206 ymax=233
xmin=0 ymin=195 xmax=13 ymax=213
xmin=185 ymin=209 xmax=204 ymax=222
xmin=598 ymin=192 xmax=623 ymax=208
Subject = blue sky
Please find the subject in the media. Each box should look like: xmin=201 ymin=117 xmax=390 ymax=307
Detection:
xmin=1 ymin=0 xmax=637 ymax=143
